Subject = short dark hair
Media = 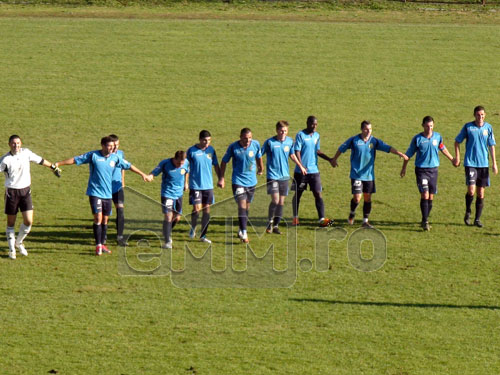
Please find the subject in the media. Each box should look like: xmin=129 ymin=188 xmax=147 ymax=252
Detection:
xmin=174 ymin=150 xmax=186 ymax=160
xmin=360 ymin=120 xmax=371 ymax=130
xmin=9 ymin=135 xmax=20 ymax=143
xmin=199 ymin=130 xmax=211 ymax=139
xmin=109 ymin=134 xmax=119 ymax=142
xmin=240 ymin=128 xmax=252 ymax=136
xmin=101 ymin=136 xmax=113 ymax=146
xmin=276 ymin=120 xmax=289 ymax=130
xmin=306 ymin=116 xmax=317 ymax=127
xmin=474 ymin=106 xmax=485 ymax=115
xmin=422 ymin=116 xmax=434 ymax=125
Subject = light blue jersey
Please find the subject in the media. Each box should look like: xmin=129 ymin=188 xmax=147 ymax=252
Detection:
xmin=151 ymin=158 xmax=189 ymax=199
xmin=111 ymin=149 xmax=124 ymax=193
xmin=455 ymin=121 xmax=496 ymax=168
xmin=187 ymin=145 xmax=218 ymax=190
xmin=293 ymin=130 xmax=320 ymax=174
xmin=406 ymin=132 xmax=446 ymax=168
xmin=262 ymin=136 xmax=294 ymax=180
xmin=222 ymin=140 xmax=261 ymax=187
xmin=338 ymin=135 xmax=391 ymax=181
xmin=74 ymin=150 xmax=131 ymax=199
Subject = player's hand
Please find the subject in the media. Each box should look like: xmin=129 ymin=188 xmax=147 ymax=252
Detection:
xmin=330 ymin=159 xmax=338 ymax=168
xmin=493 ymin=164 xmax=498 ymax=175
xmin=453 ymin=158 xmax=460 ymax=167
xmin=217 ymin=178 xmax=225 ymax=189
xmin=400 ymin=168 xmax=406 ymax=178
xmin=51 ymin=164 xmax=62 ymax=178
xmin=400 ymin=153 xmax=409 ymax=161
xmin=300 ymin=166 xmax=307 ymax=175
xmin=145 ymin=174 xmax=154 ymax=182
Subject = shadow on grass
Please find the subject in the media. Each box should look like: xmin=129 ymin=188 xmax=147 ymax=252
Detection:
xmin=290 ymin=298 xmax=500 ymax=310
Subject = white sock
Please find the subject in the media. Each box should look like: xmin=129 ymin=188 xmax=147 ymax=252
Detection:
xmin=16 ymin=223 xmax=31 ymax=245
xmin=6 ymin=227 xmax=15 ymax=251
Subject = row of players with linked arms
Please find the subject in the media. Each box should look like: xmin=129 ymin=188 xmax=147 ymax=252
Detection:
xmin=2 ymin=105 xmax=493 ymax=258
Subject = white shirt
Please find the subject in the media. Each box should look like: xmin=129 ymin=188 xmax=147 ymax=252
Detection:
xmin=0 ymin=148 xmax=43 ymax=189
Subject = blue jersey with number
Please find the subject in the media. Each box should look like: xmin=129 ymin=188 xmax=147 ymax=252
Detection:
xmin=293 ymin=130 xmax=320 ymax=174
xmin=338 ymin=135 xmax=391 ymax=181
xmin=111 ymin=149 xmax=124 ymax=193
xmin=74 ymin=150 xmax=131 ymax=199
xmin=405 ymin=132 xmax=446 ymax=168
xmin=262 ymin=136 xmax=294 ymax=180
xmin=151 ymin=158 xmax=189 ymax=199
xmin=187 ymin=145 xmax=218 ymax=190
xmin=222 ymin=140 xmax=261 ymax=187
xmin=455 ymin=121 xmax=496 ymax=168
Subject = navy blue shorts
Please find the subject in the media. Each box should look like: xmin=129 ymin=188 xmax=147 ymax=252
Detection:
xmin=351 ymin=179 xmax=376 ymax=194
xmin=465 ymin=167 xmax=489 ymax=187
xmin=232 ymin=184 xmax=256 ymax=203
xmin=189 ymin=189 xmax=215 ymax=205
xmin=266 ymin=179 xmax=289 ymax=196
xmin=291 ymin=172 xmax=322 ymax=193
xmin=5 ymin=187 xmax=33 ymax=215
xmin=89 ymin=196 xmax=112 ymax=216
xmin=161 ymin=196 xmax=183 ymax=214
xmin=415 ymin=167 xmax=438 ymax=194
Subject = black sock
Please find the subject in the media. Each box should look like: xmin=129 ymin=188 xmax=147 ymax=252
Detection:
xmin=171 ymin=219 xmax=178 ymax=230
xmin=274 ymin=204 xmax=284 ymax=226
xmin=268 ymin=201 xmax=277 ymax=223
xmin=201 ymin=212 xmax=210 ymax=238
xmin=363 ymin=201 xmax=372 ymax=219
xmin=93 ymin=223 xmax=102 ymax=246
xmin=465 ymin=193 xmax=474 ymax=214
xmin=314 ymin=196 xmax=325 ymax=219
xmin=163 ymin=220 xmax=172 ymax=243
xmin=428 ymin=200 xmax=433 ymax=217
xmin=191 ymin=211 xmax=199 ymax=233
xmin=101 ymin=224 xmax=108 ymax=245
xmin=238 ymin=206 xmax=248 ymax=231
xmin=420 ymin=199 xmax=429 ymax=222
xmin=475 ymin=197 xmax=484 ymax=221
xmin=292 ymin=190 xmax=303 ymax=217
xmin=350 ymin=199 xmax=359 ymax=214
xmin=116 ymin=207 xmax=125 ymax=237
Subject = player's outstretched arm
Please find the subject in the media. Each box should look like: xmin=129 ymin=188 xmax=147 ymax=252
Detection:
xmin=317 ymin=150 xmax=333 ymax=166
xmin=441 ymin=148 xmax=457 ymax=167
xmin=129 ymin=165 xmax=151 ymax=182
xmin=490 ymin=146 xmax=498 ymax=174
xmin=55 ymin=158 xmax=75 ymax=167
xmin=390 ymin=148 xmax=409 ymax=161
xmin=454 ymin=141 xmax=461 ymax=167
xmin=184 ymin=173 xmax=189 ymax=191
xmin=330 ymin=150 xmax=342 ymax=168
xmin=218 ymin=162 xmax=227 ymax=188
xmin=400 ymin=158 xmax=409 ymax=178
xmin=40 ymin=159 xmax=62 ymax=177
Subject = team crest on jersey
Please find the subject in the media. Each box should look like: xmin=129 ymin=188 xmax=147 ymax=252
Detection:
xmin=432 ymin=140 xmax=438 ymax=146
xmin=249 ymin=151 xmax=254 ymax=157
xmin=483 ymin=130 xmax=488 ymax=136
xmin=207 ymin=153 xmax=212 ymax=159
xmin=109 ymin=161 xmax=116 ymax=167
xmin=284 ymin=146 xmax=290 ymax=152
xmin=369 ymin=143 xmax=374 ymax=149
xmin=180 ymin=169 xmax=186 ymax=175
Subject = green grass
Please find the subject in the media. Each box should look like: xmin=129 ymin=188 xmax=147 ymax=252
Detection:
xmin=0 ymin=7 xmax=500 ymax=374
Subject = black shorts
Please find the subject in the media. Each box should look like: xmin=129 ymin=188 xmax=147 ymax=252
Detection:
xmin=266 ymin=179 xmax=289 ymax=196
xmin=5 ymin=187 xmax=33 ymax=215
xmin=232 ymin=184 xmax=256 ymax=203
xmin=189 ymin=189 xmax=215 ymax=206
xmin=161 ymin=196 xmax=183 ymax=214
xmin=89 ymin=196 xmax=112 ymax=216
xmin=465 ymin=167 xmax=490 ymax=187
xmin=415 ymin=167 xmax=438 ymax=194
xmin=291 ymin=172 xmax=322 ymax=193
xmin=112 ymin=188 xmax=125 ymax=205
xmin=351 ymin=179 xmax=376 ymax=194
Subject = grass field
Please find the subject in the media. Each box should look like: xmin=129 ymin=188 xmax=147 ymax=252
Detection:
xmin=0 ymin=4 xmax=500 ymax=374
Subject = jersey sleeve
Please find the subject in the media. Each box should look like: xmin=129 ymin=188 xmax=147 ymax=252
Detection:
xmin=316 ymin=134 xmax=320 ymax=151
xmin=488 ymin=126 xmax=496 ymax=147
xmin=261 ymin=139 xmax=269 ymax=157
xmin=221 ymin=144 xmax=233 ymax=164
xmin=255 ymin=141 xmax=262 ymax=158
xmin=338 ymin=137 xmax=352 ymax=153
xmin=151 ymin=160 xmax=166 ymax=176
xmin=405 ymin=136 xmax=417 ymax=158
xmin=293 ymin=133 xmax=303 ymax=152
xmin=211 ymin=148 xmax=219 ymax=166
xmin=116 ymin=156 xmax=132 ymax=170
xmin=375 ymin=138 xmax=392 ymax=153
xmin=184 ymin=159 xmax=190 ymax=173
xmin=26 ymin=149 xmax=43 ymax=164
xmin=455 ymin=124 xmax=467 ymax=143
xmin=438 ymin=134 xmax=446 ymax=151
xmin=74 ymin=151 xmax=94 ymax=166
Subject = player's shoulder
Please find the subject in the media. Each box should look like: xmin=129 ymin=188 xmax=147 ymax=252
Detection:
xmin=0 ymin=151 xmax=11 ymax=164
xmin=187 ymin=144 xmax=197 ymax=154
xmin=252 ymin=139 xmax=261 ymax=148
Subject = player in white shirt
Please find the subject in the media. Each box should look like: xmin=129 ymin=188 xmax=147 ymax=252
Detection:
xmin=0 ymin=135 xmax=61 ymax=259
